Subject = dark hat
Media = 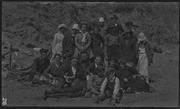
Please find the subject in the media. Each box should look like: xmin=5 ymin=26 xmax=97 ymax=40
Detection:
xmin=111 ymin=15 xmax=118 ymax=20
xmin=125 ymin=21 xmax=133 ymax=26
xmin=39 ymin=48 xmax=48 ymax=54
xmin=126 ymin=21 xmax=139 ymax=27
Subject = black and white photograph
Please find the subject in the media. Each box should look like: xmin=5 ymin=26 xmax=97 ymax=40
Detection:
xmin=1 ymin=1 xmax=179 ymax=107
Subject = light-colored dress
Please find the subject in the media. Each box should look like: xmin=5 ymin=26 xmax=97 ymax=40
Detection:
xmin=73 ymin=32 xmax=93 ymax=58
xmin=138 ymin=45 xmax=149 ymax=77
xmin=51 ymin=32 xmax=64 ymax=62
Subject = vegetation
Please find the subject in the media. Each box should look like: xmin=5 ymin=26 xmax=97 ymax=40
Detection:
xmin=2 ymin=2 xmax=179 ymax=46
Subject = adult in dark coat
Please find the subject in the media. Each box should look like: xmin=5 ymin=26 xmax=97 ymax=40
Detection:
xmin=106 ymin=15 xmax=124 ymax=60
xmin=62 ymin=29 xmax=76 ymax=66
xmin=28 ymin=49 xmax=50 ymax=82
xmin=120 ymin=21 xmax=139 ymax=65
xmin=91 ymin=27 xmax=104 ymax=59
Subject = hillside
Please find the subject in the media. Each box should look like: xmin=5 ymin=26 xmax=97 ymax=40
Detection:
xmin=2 ymin=2 xmax=179 ymax=47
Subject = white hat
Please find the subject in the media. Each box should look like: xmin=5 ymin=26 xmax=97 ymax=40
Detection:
xmin=99 ymin=17 xmax=105 ymax=22
xmin=138 ymin=32 xmax=147 ymax=41
xmin=72 ymin=24 xmax=80 ymax=30
xmin=58 ymin=24 xmax=66 ymax=29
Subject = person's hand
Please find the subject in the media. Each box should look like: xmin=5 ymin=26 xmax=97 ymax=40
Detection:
xmin=99 ymin=92 xmax=105 ymax=98
xmin=49 ymin=74 xmax=53 ymax=79
xmin=124 ymin=78 xmax=128 ymax=82
xmin=126 ymin=62 xmax=133 ymax=67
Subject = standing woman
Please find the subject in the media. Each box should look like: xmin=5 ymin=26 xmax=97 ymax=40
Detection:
xmin=74 ymin=23 xmax=94 ymax=59
xmin=50 ymin=24 xmax=67 ymax=62
xmin=137 ymin=32 xmax=163 ymax=84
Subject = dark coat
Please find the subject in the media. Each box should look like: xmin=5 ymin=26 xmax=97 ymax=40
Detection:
xmin=107 ymin=23 xmax=124 ymax=36
xmin=136 ymin=41 xmax=163 ymax=64
xmin=31 ymin=57 xmax=50 ymax=75
xmin=117 ymin=66 xmax=138 ymax=89
xmin=120 ymin=31 xmax=138 ymax=62
xmin=91 ymin=33 xmax=104 ymax=57
xmin=43 ymin=62 xmax=64 ymax=77
xmin=61 ymin=64 xmax=86 ymax=79
xmin=62 ymin=32 xmax=75 ymax=57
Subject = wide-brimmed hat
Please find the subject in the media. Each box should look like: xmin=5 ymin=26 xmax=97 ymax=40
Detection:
xmin=125 ymin=21 xmax=139 ymax=27
xmin=39 ymin=48 xmax=48 ymax=54
xmin=138 ymin=32 xmax=147 ymax=41
xmin=72 ymin=24 xmax=80 ymax=30
xmin=99 ymin=17 xmax=105 ymax=22
xmin=58 ymin=24 xmax=66 ymax=29
xmin=111 ymin=15 xmax=118 ymax=20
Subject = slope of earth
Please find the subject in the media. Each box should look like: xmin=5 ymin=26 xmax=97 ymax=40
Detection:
xmin=2 ymin=45 xmax=178 ymax=107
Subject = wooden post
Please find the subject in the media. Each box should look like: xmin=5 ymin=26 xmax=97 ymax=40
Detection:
xmin=9 ymin=44 xmax=12 ymax=70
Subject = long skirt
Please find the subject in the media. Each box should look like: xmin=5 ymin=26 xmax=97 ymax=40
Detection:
xmin=138 ymin=53 xmax=149 ymax=77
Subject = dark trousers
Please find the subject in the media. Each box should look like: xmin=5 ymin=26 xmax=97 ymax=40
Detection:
xmin=107 ymin=45 xmax=120 ymax=59
xmin=45 ymin=79 xmax=87 ymax=98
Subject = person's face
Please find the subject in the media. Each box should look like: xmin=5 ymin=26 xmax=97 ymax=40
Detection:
xmin=41 ymin=53 xmax=47 ymax=59
xmin=72 ymin=29 xmax=78 ymax=35
xmin=71 ymin=58 xmax=78 ymax=67
xmin=81 ymin=25 xmax=87 ymax=32
xmin=99 ymin=22 xmax=104 ymax=27
xmin=119 ymin=63 xmax=125 ymax=69
xmin=109 ymin=60 xmax=116 ymax=67
xmin=94 ymin=28 xmax=99 ymax=34
xmin=60 ymin=28 xmax=66 ymax=34
xmin=95 ymin=57 xmax=101 ymax=65
xmin=119 ymin=62 xmax=126 ymax=69
xmin=108 ymin=73 xmax=115 ymax=80
xmin=54 ymin=55 xmax=61 ymax=63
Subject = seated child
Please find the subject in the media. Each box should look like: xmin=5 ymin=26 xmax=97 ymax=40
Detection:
xmin=85 ymin=56 xmax=105 ymax=97
xmin=117 ymin=60 xmax=138 ymax=91
xmin=95 ymin=68 xmax=123 ymax=106
xmin=39 ymin=54 xmax=64 ymax=87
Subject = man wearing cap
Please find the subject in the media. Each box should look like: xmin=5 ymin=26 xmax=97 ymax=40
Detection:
xmin=137 ymin=32 xmax=163 ymax=84
xmin=106 ymin=15 xmax=124 ymax=61
xmin=50 ymin=24 xmax=67 ymax=63
xmin=28 ymin=48 xmax=50 ymax=84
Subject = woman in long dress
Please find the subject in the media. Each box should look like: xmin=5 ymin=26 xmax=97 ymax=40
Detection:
xmin=137 ymin=32 xmax=163 ymax=84
xmin=50 ymin=24 xmax=67 ymax=62
xmin=73 ymin=23 xmax=94 ymax=58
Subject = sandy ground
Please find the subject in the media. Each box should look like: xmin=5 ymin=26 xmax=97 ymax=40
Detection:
xmin=2 ymin=45 xmax=179 ymax=107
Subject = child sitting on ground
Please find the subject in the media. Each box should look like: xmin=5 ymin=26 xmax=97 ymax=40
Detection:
xmin=95 ymin=68 xmax=123 ymax=106
xmin=85 ymin=55 xmax=105 ymax=97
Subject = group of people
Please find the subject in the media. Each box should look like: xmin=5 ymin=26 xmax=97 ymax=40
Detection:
xmin=26 ymin=15 xmax=163 ymax=106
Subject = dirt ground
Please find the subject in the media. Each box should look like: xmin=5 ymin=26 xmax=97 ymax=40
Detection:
xmin=2 ymin=45 xmax=179 ymax=107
